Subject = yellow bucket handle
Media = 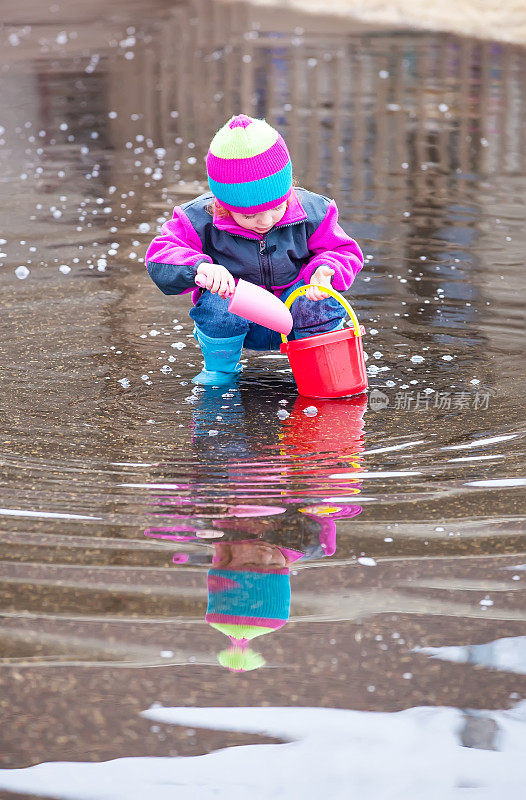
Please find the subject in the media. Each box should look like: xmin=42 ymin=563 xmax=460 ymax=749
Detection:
xmin=281 ymin=284 xmax=361 ymax=343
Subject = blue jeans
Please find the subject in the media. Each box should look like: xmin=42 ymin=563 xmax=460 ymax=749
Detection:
xmin=190 ymin=279 xmax=346 ymax=351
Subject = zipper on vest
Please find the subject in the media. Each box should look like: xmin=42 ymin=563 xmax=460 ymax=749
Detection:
xmin=259 ymin=237 xmax=273 ymax=291
xmin=228 ymin=232 xmax=261 ymax=242
xmin=225 ymin=232 xmax=272 ymax=289
xmin=275 ymin=220 xmax=305 ymax=230
xmin=226 ymin=219 xmax=304 ymax=240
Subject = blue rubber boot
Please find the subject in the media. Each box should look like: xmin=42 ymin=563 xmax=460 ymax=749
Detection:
xmin=192 ymin=326 xmax=245 ymax=386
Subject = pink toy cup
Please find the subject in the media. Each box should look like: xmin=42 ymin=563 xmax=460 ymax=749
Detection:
xmin=195 ymin=275 xmax=293 ymax=335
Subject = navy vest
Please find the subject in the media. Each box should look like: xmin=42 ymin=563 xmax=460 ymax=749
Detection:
xmin=181 ymin=187 xmax=331 ymax=290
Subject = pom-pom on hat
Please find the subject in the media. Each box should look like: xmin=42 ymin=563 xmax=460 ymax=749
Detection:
xmin=206 ymin=115 xmax=293 ymax=214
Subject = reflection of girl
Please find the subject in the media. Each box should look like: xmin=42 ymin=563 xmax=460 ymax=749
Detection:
xmin=144 ymin=503 xmax=362 ymax=564
xmin=212 ymin=540 xmax=290 ymax=570
xmin=206 ymin=540 xmax=292 ymax=672
xmin=145 ymin=503 xmax=361 ymax=671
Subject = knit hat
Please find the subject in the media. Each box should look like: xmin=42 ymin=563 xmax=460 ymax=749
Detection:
xmin=206 ymin=115 xmax=293 ymax=213
xmin=206 ymin=567 xmax=291 ymax=671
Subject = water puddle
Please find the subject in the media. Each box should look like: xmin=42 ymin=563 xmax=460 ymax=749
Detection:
xmin=0 ymin=0 xmax=524 ymax=796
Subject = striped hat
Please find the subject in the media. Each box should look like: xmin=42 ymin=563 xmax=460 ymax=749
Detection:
xmin=206 ymin=567 xmax=291 ymax=671
xmin=206 ymin=115 xmax=293 ymax=213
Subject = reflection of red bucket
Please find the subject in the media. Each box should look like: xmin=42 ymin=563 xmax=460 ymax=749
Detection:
xmin=280 ymin=393 xmax=367 ymax=456
xmin=280 ymin=325 xmax=368 ymax=399
xmin=278 ymin=394 xmax=366 ymax=497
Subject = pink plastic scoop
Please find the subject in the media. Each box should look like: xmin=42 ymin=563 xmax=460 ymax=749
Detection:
xmin=195 ymin=275 xmax=293 ymax=335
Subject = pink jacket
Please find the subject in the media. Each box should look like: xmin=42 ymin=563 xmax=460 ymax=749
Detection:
xmin=145 ymin=188 xmax=364 ymax=297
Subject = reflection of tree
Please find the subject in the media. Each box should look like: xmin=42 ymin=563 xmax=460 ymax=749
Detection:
xmin=128 ymin=0 xmax=524 ymax=356
xmin=117 ymin=0 xmax=525 ymax=206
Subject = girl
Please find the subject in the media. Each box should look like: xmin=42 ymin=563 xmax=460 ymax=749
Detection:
xmin=145 ymin=114 xmax=364 ymax=384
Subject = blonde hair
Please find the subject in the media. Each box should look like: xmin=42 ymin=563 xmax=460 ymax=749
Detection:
xmin=207 ymin=185 xmax=298 ymax=218
xmin=212 ymin=542 xmax=235 ymax=568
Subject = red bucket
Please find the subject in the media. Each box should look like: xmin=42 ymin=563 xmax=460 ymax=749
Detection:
xmin=280 ymin=285 xmax=368 ymax=399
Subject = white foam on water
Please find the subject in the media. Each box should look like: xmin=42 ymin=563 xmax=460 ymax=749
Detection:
xmin=0 ymin=508 xmax=101 ymax=521
xmin=443 ymin=434 xmax=518 ymax=450
xmin=111 ymin=463 xmax=156 ymax=467
xmin=447 ymin=454 xmax=505 ymax=463
xmin=116 ymin=483 xmax=185 ymax=489
xmin=329 ymin=471 xmax=422 ymax=479
xmin=362 ymin=440 xmax=426 ymax=455
xmin=322 ymin=497 xmax=377 ymax=502
xmin=466 ymin=478 xmax=526 ymax=487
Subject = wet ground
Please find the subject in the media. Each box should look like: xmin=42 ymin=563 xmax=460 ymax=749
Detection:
xmin=0 ymin=0 xmax=525 ymax=797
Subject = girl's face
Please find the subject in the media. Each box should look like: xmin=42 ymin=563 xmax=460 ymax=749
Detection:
xmin=230 ymin=201 xmax=287 ymax=234
xmin=214 ymin=541 xmax=288 ymax=570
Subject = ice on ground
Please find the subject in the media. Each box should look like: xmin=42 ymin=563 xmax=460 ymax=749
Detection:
xmin=414 ymin=635 xmax=526 ymax=675
xmin=0 ymin=703 xmax=525 ymax=799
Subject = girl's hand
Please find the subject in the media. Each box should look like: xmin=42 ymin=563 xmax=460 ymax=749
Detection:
xmin=196 ymin=263 xmax=235 ymax=298
xmin=306 ymin=265 xmax=335 ymax=301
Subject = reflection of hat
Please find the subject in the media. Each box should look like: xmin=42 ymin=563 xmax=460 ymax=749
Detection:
xmin=206 ymin=568 xmax=290 ymax=671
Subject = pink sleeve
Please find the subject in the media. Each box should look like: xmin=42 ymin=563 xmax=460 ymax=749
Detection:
xmin=299 ymin=201 xmax=364 ymax=290
xmin=306 ymin=505 xmax=362 ymax=558
xmin=145 ymin=206 xmax=213 ymax=268
xmin=317 ymin=518 xmax=337 ymax=557
xmin=144 ymin=526 xmax=198 ymax=541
